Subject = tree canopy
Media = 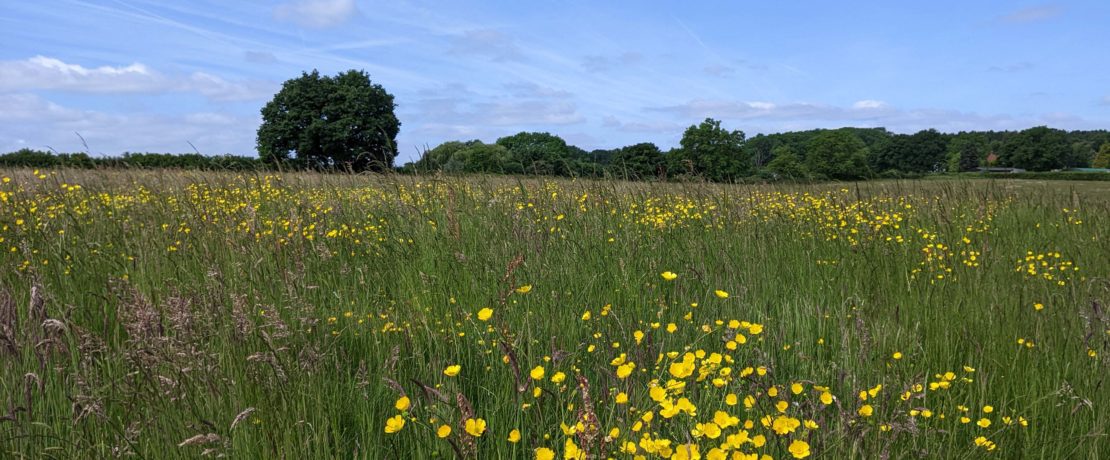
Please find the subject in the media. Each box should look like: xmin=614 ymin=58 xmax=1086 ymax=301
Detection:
xmin=997 ymin=126 xmax=1081 ymax=171
xmin=805 ymin=129 xmax=870 ymax=180
xmin=402 ymin=123 xmax=1108 ymax=181
xmin=257 ymin=69 xmax=399 ymax=172
xmin=673 ymin=118 xmax=750 ymax=181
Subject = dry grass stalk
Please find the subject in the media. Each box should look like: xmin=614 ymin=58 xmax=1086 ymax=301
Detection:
xmin=575 ymin=374 xmax=605 ymax=456
xmin=177 ymin=432 xmax=221 ymax=447
xmin=498 ymin=340 xmax=526 ymax=393
xmin=455 ymin=392 xmax=476 ymax=457
xmin=0 ymin=289 xmax=18 ymax=356
xmin=230 ymin=407 xmax=256 ymax=431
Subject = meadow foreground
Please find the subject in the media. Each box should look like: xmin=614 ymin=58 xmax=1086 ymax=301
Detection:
xmin=0 ymin=170 xmax=1107 ymax=459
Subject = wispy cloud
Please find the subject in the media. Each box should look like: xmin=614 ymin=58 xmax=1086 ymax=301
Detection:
xmin=652 ymin=98 xmax=972 ymax=125
xmin=997 ymin=4 xmax=1062 ymax=24
xmin=702 ymin=64 xmax=735 ymax=78
xmin=274 ymin=0 xmax=357 ymax=28
xmin=0 ymin=93 xmax=259 ymax=154
xmin=410 ymin=83 xmax=584 ymax=130
xmin=601 ymin=115 xmax=685 ymax=134
xmin=243 ymin=51 xmax=278 ymax=64
xmin=648 ymin=97 xmax=1106 ymax=134
xmin=581 ymin=52 xmax=642 ymax=73
xmin=502 ymin=82 xmax=573 ymax=99
xmin=987 ymin=62 xmax=1035 ymax=73
xmin=852 ymin=100 xmax=888 ymax=110
xmin=449 ymin=29 xmax=526 ymax=62
xmin=0 ymin=56 xmax=155 ymax=93
xmin=0 ymin=56 xmax=274 ymax=101
xmin=0 ymin=93 xmax=90 ymax=123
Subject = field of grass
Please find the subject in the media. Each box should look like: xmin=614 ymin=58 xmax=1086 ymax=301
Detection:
xmin=0 ymin=169 xmax=1107 ymax=459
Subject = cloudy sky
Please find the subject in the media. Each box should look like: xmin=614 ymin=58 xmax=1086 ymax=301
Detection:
xmin=2 ymin=1 xmax=1108 ymax=163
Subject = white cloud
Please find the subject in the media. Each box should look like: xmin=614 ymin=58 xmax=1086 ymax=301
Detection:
xmin=1100 ymin=96 xmax=1110 ymax=106
xmin=0 ymin=93 xmax=258 ymax=154
xmin=647 ymin=98 xmax=1104 ymax=134
xmin=274 ymin=0 xmax=357 ymax=28
xmin=601 ymin=115 xmax=684 ymax=134
xmin=0 ymin=56 xmax=157 ymax=93
xmin=987 ymin=62 xmax=1035 ymax=73
xmin=852 ymin=99 xmax=888 ymax=109
xmin=450 ymin=29 xmax=526 ymax=62
xmin=0 ymin=56 xmax=274 ymax=101
xmin=702 ymin=64 xmax=735 ymax=77
xmin=411 ymin=83 xmax=584 ymax=128
xmin=187 ymin=72 xmax=274 ymax=101
xmin=581 ymin=52 xmax=642 ymax=73
xmin=998 ymin=5 xmax=1062 ymax=24
xmin=503 ymin=82 xmax=573 ymax=99
xmin=0 ymin=93 xmax=87 ymax=123
xmin=414 ymin=96 xmax=583 ymax=127
xmin=243 ymin=51 xmax=278 ymax=64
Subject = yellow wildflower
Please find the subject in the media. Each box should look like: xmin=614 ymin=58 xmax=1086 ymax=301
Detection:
xmin=384 ymin=414 xmax=405 ymax=434
xmin=477 ymin=307 xmax=493 ymax=321
xmin=464 ymin=418 xmax=487 ymax=437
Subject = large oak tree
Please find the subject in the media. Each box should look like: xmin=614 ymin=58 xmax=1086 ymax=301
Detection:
xmin=257 ymin=70 xmax=399 ymax=171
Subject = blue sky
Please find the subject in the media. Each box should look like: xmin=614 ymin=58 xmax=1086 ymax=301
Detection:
xmin=2 ymin=1 xmax=1108 ymax=163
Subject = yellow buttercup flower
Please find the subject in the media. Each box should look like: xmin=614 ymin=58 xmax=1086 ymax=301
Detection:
xmin=530 ymin=365 xmax=545 ymax=380
xmin=672 ymin=443 xmax=699 ymax=460
xmin=508 ymin=429 xmax=521 ymax=443
xmin=515 ymin=285 xmax=532 ymax=294
xmin=394 ymin=396 xmax=410 ymax=411
xmin=464 ymin=418 xmax=487 ymax=437
xmin=771 ymin=415 xmax=800 ymax=435
xmin=714 ymin=290 xmax=729 ymax=299
xmin=437 ymin=424 xmax=451 ymax=438
xmin=788 ymin=439 xmax=811 ymax=459
xmin=661 ymin=271 xmax=678 ymax=281
xmin=616 ymin=362 xmax=635 ymax=379
xmin=534 ymin=447 xmax=555 ymax=460
xmin=444 ymin=365 xmax=461 ymax=377
xmin=858 ymin=404 xmax=874 ymax=417
xmin=477 ymin=307 xmax=493 ymax=321
xmin=384 ymin=414 xmax=405 ymax=434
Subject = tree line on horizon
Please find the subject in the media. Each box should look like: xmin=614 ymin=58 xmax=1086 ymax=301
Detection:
xmin=3 ymin=122 xmax=1109 ymax=180
xmin=402 ymin=121 xmax=1110 ymax=181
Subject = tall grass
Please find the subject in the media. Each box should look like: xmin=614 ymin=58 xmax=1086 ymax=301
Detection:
xmin=0 ymin=169 xmax=1106 ymax=459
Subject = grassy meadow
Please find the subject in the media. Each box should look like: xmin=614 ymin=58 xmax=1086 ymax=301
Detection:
xmin=0 ymin=169 xmax=1107 ymax=459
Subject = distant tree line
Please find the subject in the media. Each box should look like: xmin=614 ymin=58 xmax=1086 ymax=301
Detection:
xmin=4 ymin=122 xmax=1109 ymax=180
xmin=0 ymin=149 xmax=263 ymax=170
xmin=403 ymin=121 xmax=1110 ymax=181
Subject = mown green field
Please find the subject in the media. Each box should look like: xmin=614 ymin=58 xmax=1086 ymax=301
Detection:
xmin=0 ymin=170 xmax=1107 ymax=459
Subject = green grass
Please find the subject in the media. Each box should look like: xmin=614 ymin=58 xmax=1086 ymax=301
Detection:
xmin=0 ymin=170 xmax=1107 ymax=459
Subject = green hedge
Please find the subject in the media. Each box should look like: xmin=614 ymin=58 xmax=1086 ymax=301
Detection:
xmin=0 ymin=149 xmax=265 ymax=171
xmin=974 ymin=171 xmax=1110 ymax=181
